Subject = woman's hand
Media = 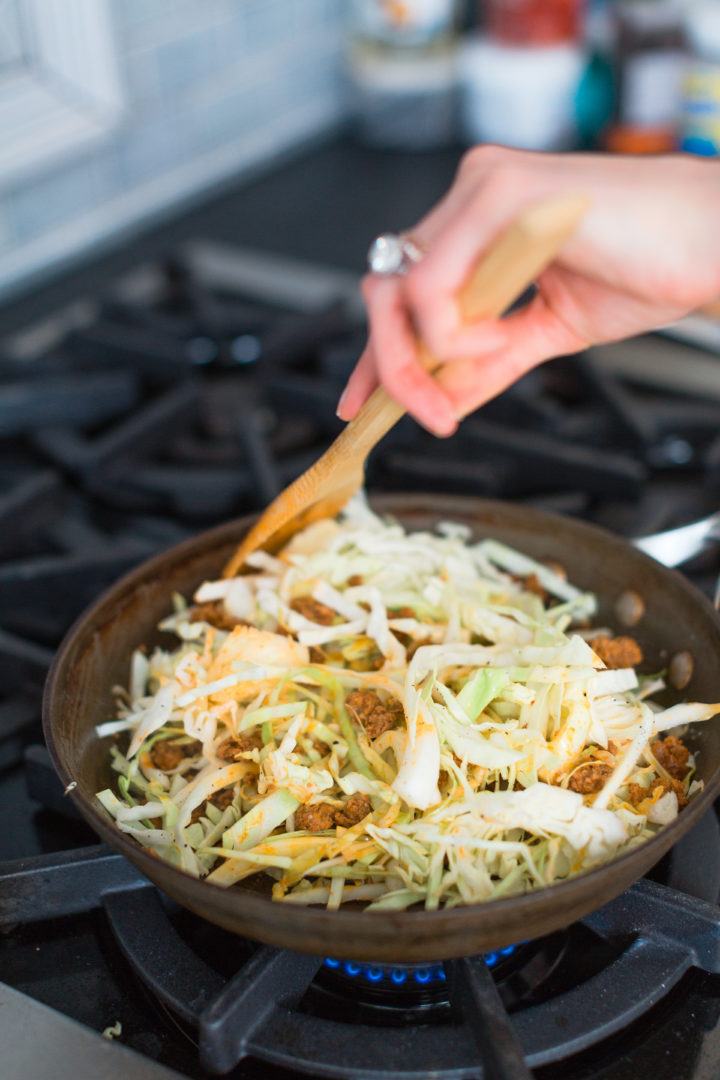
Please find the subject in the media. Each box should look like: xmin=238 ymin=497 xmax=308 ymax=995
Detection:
xmin=337 ymin=147 xmax=720 ymax=436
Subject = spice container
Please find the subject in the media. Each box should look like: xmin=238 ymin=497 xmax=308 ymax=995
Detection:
xmin=483 ymin=0 xmax=583 ymax=46
xmin=346 ymin=0 xmax=461 ymax=149
xmin=605 ymin=0 xmax=686 ymax=153
xmin=459 ymin=33 xmax=585 ymax=150
xmin=680 ymin=4 xmax=720 ymax=156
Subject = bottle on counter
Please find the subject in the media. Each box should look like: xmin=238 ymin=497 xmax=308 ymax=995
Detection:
xmin=604 ymin=0 xmax=686 ymax=154
xmin=346 ymin=0 xmax=461 ymax=150
xmin=680 ymin=3 xmax=720 ymax=157
xmin=459 ymin=0 xmax=586 ymax=151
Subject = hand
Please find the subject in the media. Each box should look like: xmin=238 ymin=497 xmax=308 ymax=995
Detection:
xmin=337 ymin=147 xmax=720 ymax=436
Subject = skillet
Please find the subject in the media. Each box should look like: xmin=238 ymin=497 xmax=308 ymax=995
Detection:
xmin=43 ymin=494 xmax=720 ymax=963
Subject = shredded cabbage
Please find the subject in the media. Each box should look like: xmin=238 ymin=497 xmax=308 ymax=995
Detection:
xmin=95 ymin=496 xmax=718 ymax=910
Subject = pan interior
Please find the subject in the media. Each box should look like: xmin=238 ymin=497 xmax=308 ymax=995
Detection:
xmin=44 ymin=495 xmax=720 ymax=953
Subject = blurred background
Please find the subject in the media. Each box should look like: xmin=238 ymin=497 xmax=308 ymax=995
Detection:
xmin=0 ymin=0 xmax=718 ymax=300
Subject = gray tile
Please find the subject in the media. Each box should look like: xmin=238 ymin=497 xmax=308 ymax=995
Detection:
xmin=122 ymin=45 xmax=161 ymax=102
xmin=242 ymin=0 xmax=294 ymax=50
xmin=115 ymin=107 xmax=189 ymax=185
xmin=291 ymin=0 xmax=346 ymax=32
xmin=5 ymin=147 xmax=122 ymax=243
xmin=114 ymin=0 xmax=180 ymax=31
xmin=154 ymin=24 xmax=224 ymax=92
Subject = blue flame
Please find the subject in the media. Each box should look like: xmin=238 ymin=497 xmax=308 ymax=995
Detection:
xmin=323 ymin=943 xmax=518 ymax=986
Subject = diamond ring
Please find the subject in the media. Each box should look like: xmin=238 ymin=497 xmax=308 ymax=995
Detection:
xmin=367 ymin=233 xmax=423 ymax=276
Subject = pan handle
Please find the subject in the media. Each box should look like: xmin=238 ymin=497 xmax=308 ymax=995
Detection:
xmin=632 ymin=511 xmax=720 ymax=570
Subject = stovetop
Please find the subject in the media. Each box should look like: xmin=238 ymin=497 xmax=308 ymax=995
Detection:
xmin=2 ymin=241 xmax=720 ymax=1080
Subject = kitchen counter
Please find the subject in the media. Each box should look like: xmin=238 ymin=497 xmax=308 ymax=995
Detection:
xmin=0 ymin=136 xmax=463 ymax=336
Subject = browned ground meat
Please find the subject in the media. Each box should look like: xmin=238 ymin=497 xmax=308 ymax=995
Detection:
xmin=568 ymin=762 xmax=613 ymax=794
xmin=589 ymin=635 xmax=643 ymax=669
xmin=511 ymin=573 xmax=549 ymax=604
xmin=216 ymin=731 xmax=263 ymax=760
xmin=334 ymin=793 xmax=372 ymax=828
xmin=290 ymin=596 xmax=338 ymax=625
xmin=627 ymin=775 xmax=687 ymax=808
xmin=213 ymin=786 xmax=236 ymax=811
xmin=347 ymin=574 xmax=364 ymax=587
xmin=651 ymin=735 xmax=691 ymax=780
xmin=387 ymin=606 xmax=417 ymax=619
xmin=191 ymin=602 xmax=246 ymax=632
xmin=295 ymin=802 xmax=336 ymax=832
xmin=150 ymin=737 xmax=202 ymax=771
xmin=190 ymin=783 xmax=237 ymax=824
xmin=345 ymin=689 xmax=404 ymax=739
xmin=407 ymin=638 xmax=434 ymax=661
xmin=150 ymin=739 xmax=184 ymax=770
xmin=295 ymin=794 xmax=373 ymax=832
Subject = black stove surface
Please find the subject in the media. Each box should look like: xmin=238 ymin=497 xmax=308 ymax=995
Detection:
xmin=2 ymin=241 xmax=720 ymax=1080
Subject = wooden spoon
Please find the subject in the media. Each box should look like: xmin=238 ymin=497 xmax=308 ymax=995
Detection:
xmin=223 ymin=193 xmax=588 ymax=577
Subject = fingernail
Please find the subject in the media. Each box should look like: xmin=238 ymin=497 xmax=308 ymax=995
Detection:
xmin=336 ymin=387 xmax=349 ymax=419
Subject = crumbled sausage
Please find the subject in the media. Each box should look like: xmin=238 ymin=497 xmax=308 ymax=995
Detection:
xmin=191 ymin=602 xmax=246 ymax=632
xmin=523 ymin=574 xmax=550 ymax=603
xmin=295 ymin=802 xmax=336 ymax=832
xmin=150 ymin=739 xmax=184 ymax=770
xmin=151 ymin=737 xmax=201 ymax=771
xmin=590 ymin=635 xmax=643 ymax=669
xmin=627 ymin=776 xmax=687 ymax=809
xmin=334 ymin=793 xmax=372 ymax=828
xmin=345 ymin=689 xmax=404 ymax=739
xmin=568 ymin=762 xmax=613 ymax=794
xmin=216 ymin=731 xmax=263 ymax=760
xmin=212 ymin=785 xmax=236 ymax=811
xmin=290 ymin=596 xmax=338 ymax=625
xmin=651 ymin=735 xmax=691 ymax=781
xmin=295 ymin=794 xmax=373 ymax=832
xmin=190 ymin=783 xmax=237 ymax=824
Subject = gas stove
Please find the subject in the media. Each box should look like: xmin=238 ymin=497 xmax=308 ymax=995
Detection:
xmin=2 ymin=242 xmax=720 ymax=1080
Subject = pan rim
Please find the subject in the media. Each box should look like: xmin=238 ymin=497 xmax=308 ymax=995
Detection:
xmin=42 ymin=493 xmax=720 ymax=939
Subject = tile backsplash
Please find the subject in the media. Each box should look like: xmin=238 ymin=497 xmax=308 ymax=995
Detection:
xmin=0 ymin=0 xmax=348 ymax=298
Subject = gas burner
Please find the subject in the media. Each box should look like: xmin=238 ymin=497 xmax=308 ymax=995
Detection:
xmin=307 ymin=938 xmax=565 ymax=1026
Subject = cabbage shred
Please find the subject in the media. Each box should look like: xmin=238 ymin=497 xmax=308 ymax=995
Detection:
xmin=96 ymin=498 xmax=717 ymax=910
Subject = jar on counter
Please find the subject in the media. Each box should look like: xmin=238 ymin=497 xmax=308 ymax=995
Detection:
xmin=346 ymin=0 xmax=461 ymax=150
xmin=605 ymin=0 xmax=686 ymax=154
xmin=459 ymin=33 xmax=586 ymax=151
xmin=680 ymin=4 xmax=720 ymax=156
xmin=482 ymin=0 xmax=583 ymax=46
xmin=350 ymin=0 xmax=458 ymax=47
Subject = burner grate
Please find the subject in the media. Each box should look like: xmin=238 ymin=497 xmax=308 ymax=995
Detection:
xmin=1 ymin=801 xmax=719 ymax=1079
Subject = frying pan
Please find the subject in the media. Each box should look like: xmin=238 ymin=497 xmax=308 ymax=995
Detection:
xmin=43 ymin=494 xmax=720 ymax=963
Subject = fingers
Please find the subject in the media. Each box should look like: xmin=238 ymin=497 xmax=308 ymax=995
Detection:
xmin=405 ymin=168 xmax=561 ymax=359
xmin=436 ymin=287 xmax=585 ymax=417
xmin=336 ymin=344 xmax=378 ymax=421
xmin=362 ymin=276 xmax=459 ymax=436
